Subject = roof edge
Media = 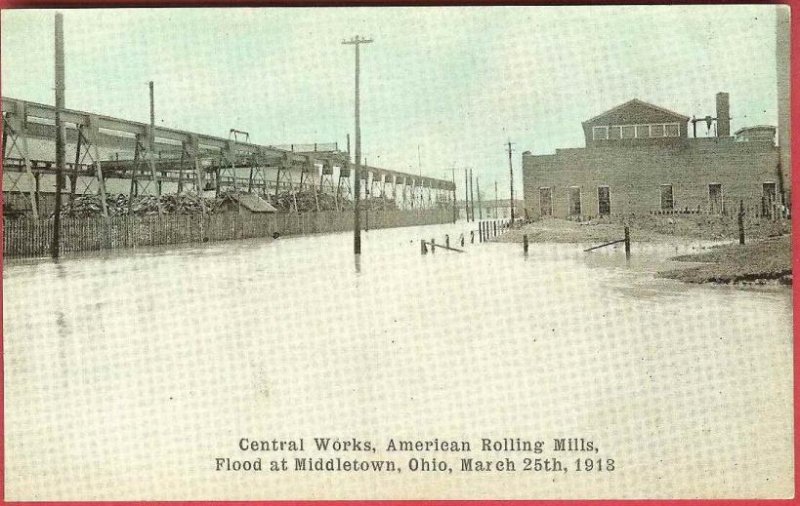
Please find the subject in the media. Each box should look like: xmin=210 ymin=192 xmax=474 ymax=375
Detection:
xmin=583 ymin=98 xmax=691 ymax=125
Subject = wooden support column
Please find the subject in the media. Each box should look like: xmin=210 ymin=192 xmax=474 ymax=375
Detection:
xmin=146 ymin=124 xmax=160 ymax=197
xmin=70 ymin=122 xmax=83 ymax=209
xmin=309 ymin=156 xmax=319 ymax=212
xmin=86 ymin=115 xmax=109 ymax=217
xmin=8 ymin=103 xmax=40 ymax=220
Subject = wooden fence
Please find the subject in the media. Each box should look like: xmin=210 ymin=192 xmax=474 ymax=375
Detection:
xmin=4 ymin=208 xmax=454 ymax=259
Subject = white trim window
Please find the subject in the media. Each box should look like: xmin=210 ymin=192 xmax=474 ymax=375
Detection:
xmin=621 ymin=125 xmax=636 ymax=139
xmin=592 ymin=126 xmax=609 ymax=140
xmin=594 ymin=122 xmax=682 ymax=140
xmin=664 ymin=123 xmax=680 ymax=137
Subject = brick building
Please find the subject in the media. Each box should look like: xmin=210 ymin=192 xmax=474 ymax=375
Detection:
xmin=522 ymin=93 xmax=786 ymax=220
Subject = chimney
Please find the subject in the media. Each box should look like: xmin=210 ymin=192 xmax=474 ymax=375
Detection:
xmin=716 ymin=92 xmax=730 ymax=137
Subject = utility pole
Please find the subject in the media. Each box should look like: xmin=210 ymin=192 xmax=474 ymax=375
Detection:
xmin=469 ymin=168 xmax=475 ymax=222
xmin=494 ymin=180 xmax=498 ymax=219
xmin=148 ymin=81 xmax=162 ymax=203
xmin=51 ymin=12 xmax=65 ymax=259
xmin=451 ymin=167 xmax=457 ymax=223
xmin=463 ymin=169 xmax=469 ymax=221
xmin=476 ymin=177 xmax=482 ymax=220
xmin=342 ymin=35 xmax=373 ymax=255
xmin=507 ymin=140 xmax=515 ymax=224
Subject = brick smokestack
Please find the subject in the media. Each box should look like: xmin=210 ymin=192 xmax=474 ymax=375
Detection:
xmin=716 ymin=92 xmax=730 ymax=137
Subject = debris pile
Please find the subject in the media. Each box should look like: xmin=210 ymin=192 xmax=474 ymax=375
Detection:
xmin=10 ymin=190 xmax=402 ymax=218
xmin=50 ymin=193 xmax=216 ymax=218
xmin=270 ymin=189 xmax=350 ymax=212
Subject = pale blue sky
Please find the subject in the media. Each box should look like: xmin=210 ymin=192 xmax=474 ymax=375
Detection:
xmin=1 ymin=6 xmax=782 ymax=196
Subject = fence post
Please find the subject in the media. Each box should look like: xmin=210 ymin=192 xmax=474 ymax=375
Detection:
xmin=624 ymin=226 xmax=631 ymax=260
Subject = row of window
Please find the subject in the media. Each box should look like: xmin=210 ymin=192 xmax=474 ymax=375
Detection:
xmin=592 ymin=123 xmax=681 ymax=141
xmin=538 ymin=183 xmax=777 ymax=215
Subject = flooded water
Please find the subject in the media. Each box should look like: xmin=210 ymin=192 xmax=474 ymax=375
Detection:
xmin=3 ymin=221 xmax=793 ymax=500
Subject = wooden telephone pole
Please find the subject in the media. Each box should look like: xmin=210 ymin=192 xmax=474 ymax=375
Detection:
xmin=494 ymin=180 xmax=498 ymax=219
xmin=476 ymin=177 xmax=482 ymax=220
xmin=342 ymin=35 xmax=373 ymax=255
xmin=51 ymin=12 xmax=65 ymax=259
xmin=507 ymin=140 xmax=515 ymax=224
xmin=464 ymin=169 xmax=469 ymax=221
xmin=469 ymin=168 xmax=475 ymax=222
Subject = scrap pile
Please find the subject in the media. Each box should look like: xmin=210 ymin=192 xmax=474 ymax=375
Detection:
xmin=363 ymin=197 xmax=398 ymax=211
xmin=131 ymin=194 xmax=211 ymax=215
xmin=270 ymin=189 xmax=347 ymax=212
xmin=62 ymin=194 xmax=128 ymax=217
xmin=53 ymin=193 xmax=217 ymax=217
xmin=30 ymin=189 xmax=397 ymax=218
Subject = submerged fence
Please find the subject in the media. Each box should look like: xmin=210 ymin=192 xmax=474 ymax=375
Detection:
xmin=4 ymin=208 xmax=454 ymax=259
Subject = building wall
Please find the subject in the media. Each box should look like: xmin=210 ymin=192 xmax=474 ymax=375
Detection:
xmin=776 ymin=5 xmax=791 ymax=201
xmin=522 ymin=138 xmax=780 ymax=219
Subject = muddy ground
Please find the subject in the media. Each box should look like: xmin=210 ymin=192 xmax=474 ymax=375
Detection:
xmin=658 ymin=235 xmax=792 ymax=285
xmin=493 ymin=215 xmax=792 ymax=285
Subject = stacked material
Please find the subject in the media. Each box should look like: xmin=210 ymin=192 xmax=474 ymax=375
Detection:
xmin=63 ymin=194 xmax=127 ymax=217
xmin=53 ymin=193 xmax=215 ymax=217
xmin=270 ymin=189 xmax=349 ymax=212
xmin=363 ymin=197 xmax=398 ymax=211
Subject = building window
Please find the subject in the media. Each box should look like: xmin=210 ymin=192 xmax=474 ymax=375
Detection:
xmin=598 ymin=186 xmax=611 ymax=215
xmin=621 ymin=125 xmax=636 ymax=139
xmin=708 ymin=183 xmax=723 ymax=214
xmin=539 ymin=187 xmax=552 ymax=216
xmin=650 ymin=124 xmax=665 ymax=137
xmin=763 ymin=182 xmax=777 ymax=216
xmin=596 ymin=122 xmax=682 ymax=140
xmin=660 ymin=184 xmax=674 ymax=210
xmin=593 ymin=126 xmax=608 ymax=140
xmin=665 ymin=124 xmax=680 ymax=137
xmin=568 ymin=187 xmax=581 ymax=216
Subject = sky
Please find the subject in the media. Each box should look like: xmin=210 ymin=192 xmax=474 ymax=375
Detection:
xmin=0 ymin=6 xmax=784 ymax=197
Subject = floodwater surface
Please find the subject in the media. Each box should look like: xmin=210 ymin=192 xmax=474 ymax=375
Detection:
xmin=3 ymin=221 xmax=793 ymax=500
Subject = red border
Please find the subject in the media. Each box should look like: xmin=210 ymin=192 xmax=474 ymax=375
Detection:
xmin=0 ymin=1 xmax=798 ymax=505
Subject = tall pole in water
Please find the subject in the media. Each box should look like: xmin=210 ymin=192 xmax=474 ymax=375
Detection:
xmin=507 ymin=140 xmax=515 ymax=224
xmin=451 ymin=167 xmax=457 ymax=223
xmin=469 ymin=168 xmax=475 ymax=222
xmin=51 ymin=12 xmax=65 ymax=259
xmin=476 ymin=176 xmax=482 ymax=220
xmin=342 ymin=35 xmax=373 ymax=255
xmin=464 ymin=169 xmax=469 ymax=221
xmin=494 ymin=180 xmax=498 ymax=219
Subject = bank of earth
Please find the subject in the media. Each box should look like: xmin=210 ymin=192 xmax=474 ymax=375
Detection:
xmin=494 ymin=216 xmax=791 ymax=285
